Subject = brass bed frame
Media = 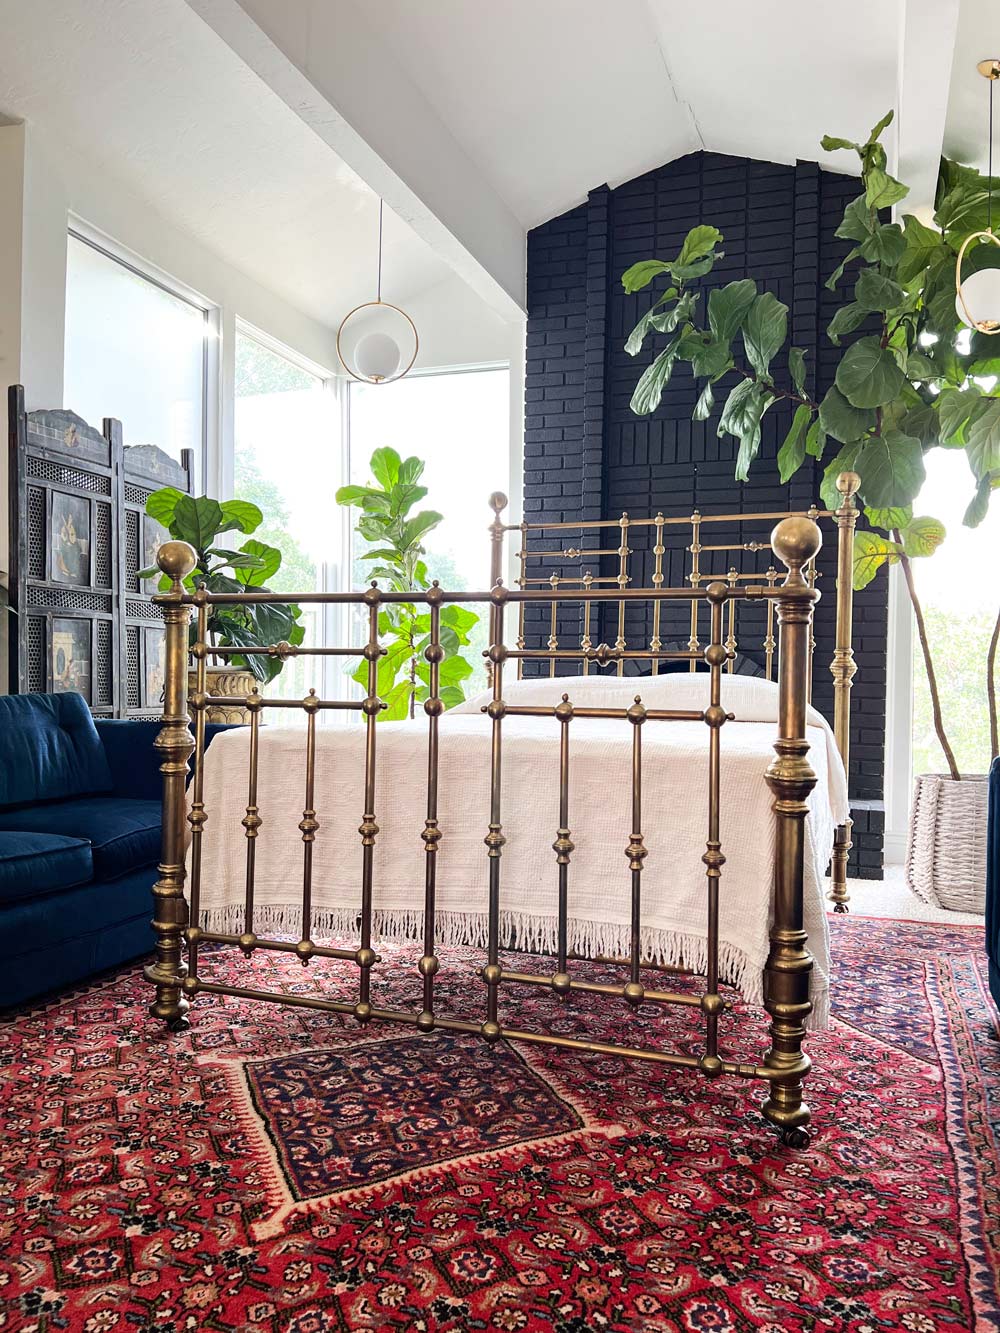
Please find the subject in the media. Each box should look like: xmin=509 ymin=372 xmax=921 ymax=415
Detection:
xmin=147 ymin=475 xmax=859 ymax=1148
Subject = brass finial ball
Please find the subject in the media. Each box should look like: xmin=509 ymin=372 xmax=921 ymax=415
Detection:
xmin=771 ymin=516 xmax=822 ymax=574
xmin=836 ymin=470 xmax=861 ymax=499
xmin=156 ymin=540 xmax=197 ymax=583
xmin=489 ymin=491 xmax=508 ymax=515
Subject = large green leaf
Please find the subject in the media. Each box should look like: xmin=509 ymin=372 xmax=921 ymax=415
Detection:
xmin=855 ymin=431 xmax=925 ymax=508
xmin=777 ymin=404 xmax=812 ymax=484
xmin=818 ymin=386 xmax=876 ymax=443
xmin=853 ymin=530 xmax=902 ymax=590
xmin=897 ymin=401 xmax=939 ymax=446
xmin=805 ymin=419 xmax=827 ymax=460
xmin=743 ymin=291 xmax=788 ymax=377
xmin=388 ymin=483 xmax=428 ymax=517
xmin=827 ymin=302 xmax=868 ymax=345
xmin=621 ymin=259 xmax=672 ymax=293
xmin=707 ymin=279 xmax=757 ymax=344
xmin=629 ymin=342 xmax=679 ymax=415
xmin=676 ymin=225 xmax=723 ymax=270
xmin=835 ymin=196 xmax=876 ymax=244
xmin=217 ymin=499 xmax=262 ymax=535
xmin=234 ymin=539 xmax=282 ymax=587
xmin=440 ymin=604 xmax=479 ymax=638
xmin=820 ymin=443 xmax=862 ymax=509
xmin=145 ymin=486 xmax=185 ymax=528
xmin=401 ymin=510 xmax=444 ymax=550
xmin=718 ymin=380 xmax=771 ymax=480
xmin=864 ymin=505 xmax=912 ymax=532
xmin=865 ymin=109 xmax=895 ymax=144
xmin=964 ymin=398 xmax=1000 ymax=479
xmin=900 ymin=515 xmax=946 ymax=558
xmin=624 ymin=289 xmax=677 ymax=356
xmin=854 ymin=269 xmax=905 ymax=313
xmin=821 ymin=134 xmax=860 ymax=153
xmin=692 ymin=381 xmax=715 ymax=422
xmin=398 ymin=456 xmax=425 ymax=486
xmin=370 ymin=446 xmax=401 ymax=491
xmin=865 ymin=166 xmax=908 ymax=210
xmin=859 ymin=222 xmax=906 ymax=266
xmin=825 ymin=245 xmax=862 ymax=292
xmin=172 ymin=494 xmax=223 ymax=551
xmin=937 ymin=386 xmax=982 ymax=444
xmin=675 ymin=331 xmax=732 ymax=380
xmin=896 ymin=214 xmax=944 ymax=285
xmin=206 ymin=547 xmax=267 ymax=570
xmin=788 ymin=347 xmax=807 ymax=396
xmin=835 ymin=337 xmax=906 ymax=409
xmin=964 ymin=470 xmax=1000 ymax=527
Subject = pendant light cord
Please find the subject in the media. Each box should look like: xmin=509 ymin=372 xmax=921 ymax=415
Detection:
xmin=990 ymin=77 xmax=995 ymax=236
xmin=377 ymin=199 xmax=383 ymax=303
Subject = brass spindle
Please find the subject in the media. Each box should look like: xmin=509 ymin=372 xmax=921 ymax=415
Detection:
xmin=186 ymin=594 xmax=209 ymax=979
xmin=517 ymin=521 xmax=527 ymax=681
xmin=829 ymin=471 xmax=860 ymax=913
xmin=355 ymin=594 xmax=382 ymax=1021
xmin=624 ymin=696 xmax=648 ymax=1007
xmin=650 ymin=513 xmax=665 ymax=676
xmin=481 ymin=584 xmax=507 ymax=1042
xmin=688 ymin=511 xmax=702 ymax=673
xmin=548 ymin=572 xmax=560 ymax=678
xmin=805 ymin=560 xmax=818 ymax=704
xmin=298 ymin=690 xmax=320 ymax=953
xmin=615 ymin=512 xmax=630 ymax=677
xmin=552 ymin=694 xmax=574 ymax=991
xmin=700 ymin=587 xmax=729 ymax=1071
xmin=240 ymin=690 xmax=263 ymax=948
xmin=148 ymin=540 xmax=197 ymax=1033
xmin=581 ymin=571 xmax=594 ymax=677
xmin=725 ymin=567 xmax=739 ymax=673
xmin=763 ymin=567 xmax=778 ymax=681
xmin=418 ymin=592 xmax=444 ymax=1031
xmin=762 ymin=516 xmax=821 ymax=1148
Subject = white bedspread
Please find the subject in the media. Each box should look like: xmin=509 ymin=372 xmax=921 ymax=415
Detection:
xmin=192 ymin=674 xmax=848 ymax=1028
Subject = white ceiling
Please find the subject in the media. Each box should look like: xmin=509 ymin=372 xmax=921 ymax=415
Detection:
xmin=944 ymin=0 xmax=1000 ymax=172
xmin=0 ymin=0 xmax=453 ymax=325
xmin=372 ymin=0 xmax=902 ymax=229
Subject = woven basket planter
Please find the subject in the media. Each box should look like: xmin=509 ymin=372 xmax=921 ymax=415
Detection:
xmin=905 ymin=772 xmax=989 ymax=913
xmin=187 ymin=665 xmax=257 ymax=725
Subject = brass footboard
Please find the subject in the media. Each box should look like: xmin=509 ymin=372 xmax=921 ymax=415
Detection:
xmin=147 ymin=516 xmax=824 ymax=1145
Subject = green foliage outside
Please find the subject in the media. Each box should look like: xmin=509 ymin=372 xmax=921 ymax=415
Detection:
xmin=140 ymin=489 xmax=303 ymax=685
xmin=623 ymin=111 xmax=1000 ymax=777
xmin=913 ymin=606 xmax=997 ymax=776
xmin=336 ymin=447 xmax=481 ymax=721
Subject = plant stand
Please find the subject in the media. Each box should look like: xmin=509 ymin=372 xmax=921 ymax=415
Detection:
xmin=187 ymin=665 xmax=257 ymax=725
xmin=905 ymin=773 xmax=989 ymax=913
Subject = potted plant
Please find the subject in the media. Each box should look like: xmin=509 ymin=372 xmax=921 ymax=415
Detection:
xmin=336 ymin=447 xmax=481 ymax=719
xmin=623 ymin=111 xmax=999 ymax=909
xmin=140 ymin=488 xmax=304 ymax=722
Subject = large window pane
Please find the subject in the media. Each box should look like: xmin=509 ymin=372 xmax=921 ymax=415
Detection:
xmin=64 ymin=233 xmax=207 ymax=465
xmin=234 ymin=329 xmax=340 ymax=703
xmin=349 ymin=369 xmax=510 ymax=690
xmin=910 ymin=448 xmax=1000 ymax=778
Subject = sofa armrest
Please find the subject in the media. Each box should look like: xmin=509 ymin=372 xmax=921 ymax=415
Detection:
xmin=95 ymin=720 xmax=241 ymax=802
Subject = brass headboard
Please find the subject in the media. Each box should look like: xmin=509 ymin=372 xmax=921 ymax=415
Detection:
xmin=488 ymin=473 xmax=860 ymax=911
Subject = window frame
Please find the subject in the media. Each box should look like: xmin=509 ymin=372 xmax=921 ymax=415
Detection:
xmin=66 ymin=218 xmax=218 ymax=488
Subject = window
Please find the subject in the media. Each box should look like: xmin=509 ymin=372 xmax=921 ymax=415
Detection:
xmin=909 ymin=448 xmax=1000 ymax=778
xmin=234 ymin=326 xmax=343 ymax=702
xmin=64 ymin=231 xmax=209 ymax=472
xmin=349 ymin=369 xmax=510 ymax=680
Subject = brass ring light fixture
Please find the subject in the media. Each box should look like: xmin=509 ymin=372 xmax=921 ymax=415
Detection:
xmin=955 ymin=58 xmax=1000 ymax=335
xmin=337 ymin=199 xmax=420 ymax=383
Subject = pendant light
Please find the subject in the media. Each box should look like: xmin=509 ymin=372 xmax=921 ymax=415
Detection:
xmin=956 ymin=59 xmax=1000 ymax=334
xmin=337 ymin=199 xmax=419 ymax=382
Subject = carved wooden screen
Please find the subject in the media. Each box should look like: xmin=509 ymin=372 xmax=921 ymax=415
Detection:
xmin=6 ymin=384 xmax=191 ymax=716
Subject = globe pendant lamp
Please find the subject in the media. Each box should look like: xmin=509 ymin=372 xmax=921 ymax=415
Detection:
xmin=337 ymin=199 xmax=419 ymax=382
xmin=956 ymin=59 xmax=1000 ymax=335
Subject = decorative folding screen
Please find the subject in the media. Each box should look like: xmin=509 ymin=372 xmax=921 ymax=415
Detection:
xmin=6 ymin=384 xmax=192 ymax=717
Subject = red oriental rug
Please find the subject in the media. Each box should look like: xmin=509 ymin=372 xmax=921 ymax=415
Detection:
xmin=1 ymin=917 xmax=998 ymax=1333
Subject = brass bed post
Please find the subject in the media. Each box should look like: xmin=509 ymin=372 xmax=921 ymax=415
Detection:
xmin=761 ymin=517 xmax=822 ymax=1148
xmin=147 ymin=540 xmax=197 ymax=1032
xmin=418 ymin=589 xmax=444 ymax=1031
xmin=829 ymin=471 xmax=860 ymax=913
xmin=481 ymin=582 xmax=508 ymax=1041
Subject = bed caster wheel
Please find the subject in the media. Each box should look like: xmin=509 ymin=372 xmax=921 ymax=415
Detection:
xmin=779 ymin=1126 xmax=810 ymax=1149
xmin=167 ymin=1016 xmax=190 ymax=1034
xmin=832 ymin=903 xmax=849 ymax=915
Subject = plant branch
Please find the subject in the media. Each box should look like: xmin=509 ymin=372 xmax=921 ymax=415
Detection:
xmin=988 ymin=603 xmax=1000 ymax=763
xmin=894 ymin=532 xmax=961 ymax=781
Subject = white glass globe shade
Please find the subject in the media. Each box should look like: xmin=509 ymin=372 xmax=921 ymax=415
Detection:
xmin=956 ymin=265 xmax=1000 ymax=330
xmin=355 ymin=331 xmax=401 ymax=381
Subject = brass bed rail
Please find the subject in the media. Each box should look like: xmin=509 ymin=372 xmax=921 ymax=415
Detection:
xmin=148 ymin=511 xmax=831 ymax=1147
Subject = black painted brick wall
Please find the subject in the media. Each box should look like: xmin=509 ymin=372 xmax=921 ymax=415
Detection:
xmin=524 ymin=151 xmax=886 ymax=879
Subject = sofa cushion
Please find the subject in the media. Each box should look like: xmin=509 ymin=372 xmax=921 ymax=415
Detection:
xmin=0 ymin=831 xmax=93 ymax=905
xmin=0 ymin=694 xmax=113 ymax=809
xmin=0 ymin=798 xmax=161 ymax=882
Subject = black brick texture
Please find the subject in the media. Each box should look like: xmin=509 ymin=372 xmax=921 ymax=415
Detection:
xmin=523 ymin=151 xmax=886 ymax=879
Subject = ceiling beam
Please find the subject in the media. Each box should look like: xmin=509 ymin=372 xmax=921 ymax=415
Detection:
xmin=896 ymin=0 xmax=961 ymax=219
xmin=183 ymin=0 xmax=526 ymax=319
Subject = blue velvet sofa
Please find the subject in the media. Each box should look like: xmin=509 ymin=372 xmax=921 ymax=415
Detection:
xmin=0 ymin=692 xmax=221 ymax=1010
xmin=988 ymin=756 xmax=1000 ymax=1013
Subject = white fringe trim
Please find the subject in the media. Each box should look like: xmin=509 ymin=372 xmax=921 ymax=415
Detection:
xmin=199 ymin=901 xmax=830 ymax=1030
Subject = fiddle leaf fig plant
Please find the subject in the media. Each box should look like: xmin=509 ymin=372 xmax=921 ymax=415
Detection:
xmin=336 ymin=446 xmax=480 ymax=721
xmin=139 ymin=488 xmax=304 ymax=685
xmin=624 ymin=110 xmax=1000 ymax=777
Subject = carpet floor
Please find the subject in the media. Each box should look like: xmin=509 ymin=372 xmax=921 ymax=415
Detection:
xmin=1 ymin=916 xmax=997 ymax=1333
